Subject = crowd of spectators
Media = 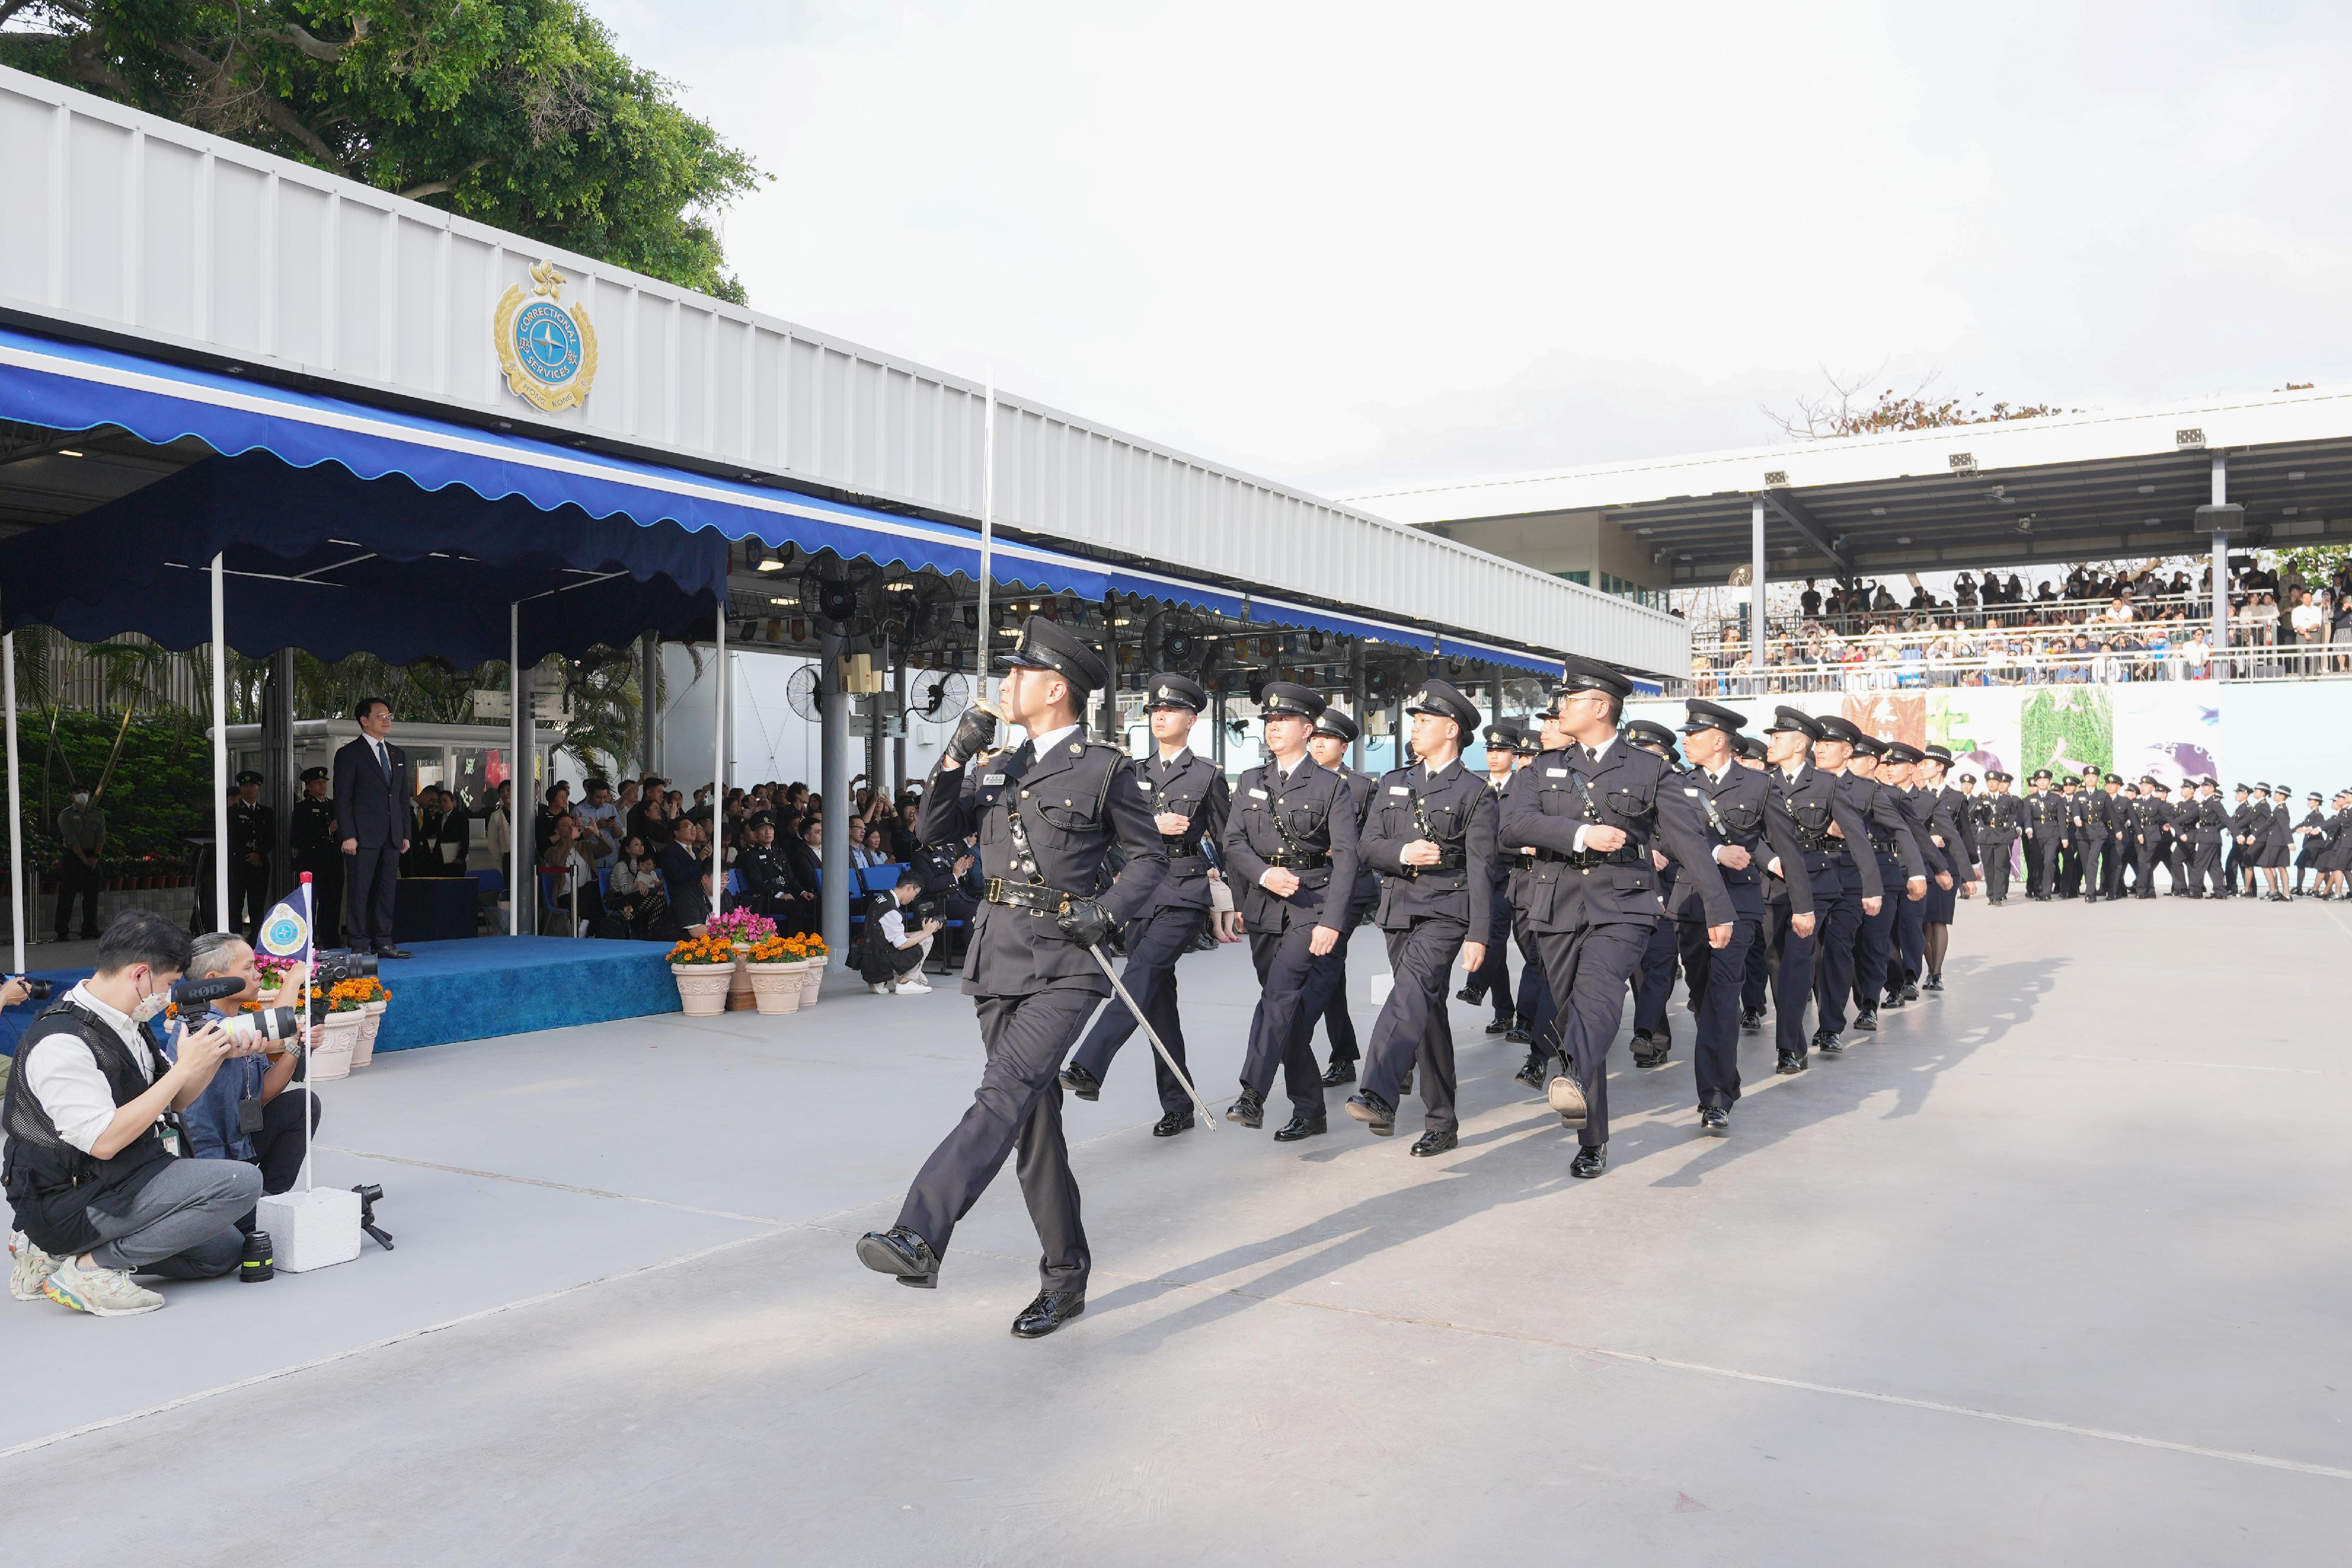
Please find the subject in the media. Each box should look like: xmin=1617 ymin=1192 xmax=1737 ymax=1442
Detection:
xmin=1689 ymin=557 xmax=2352 ymax=695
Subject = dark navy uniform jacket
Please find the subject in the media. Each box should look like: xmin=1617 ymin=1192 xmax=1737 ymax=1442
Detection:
xmin=1936 ymin=784 xmax=1982 ymax=875
xmin=2022 ymin=788 xmax=2072 ymax=847
xmin=1498 ymin=738 xmax=1731 ymax=934
xmin=289 ymin=795 xmax=338 ymax=861
xmin=1357 ymin=757 xmax=1499 ymax=942
xmin=1768 ymin=761 xmax=1883 ymax=904
xmin=1132 ymin=747 xmax=1230 ymax=913
xmin=1336 ymin=767 xmax=1383 ymax=917
xmin=1667 ymin=761 xmax=1815 ymax=923
xmin=1842 ymin=773 xmax=1930 ymax=881
xmin=1220 ymin=755 xmax=1361 ymax=935
xmin=919 ymin=729 xmax=1167 ymax=997
xmin=1980 ymin=793 xmax=2024 ymax=838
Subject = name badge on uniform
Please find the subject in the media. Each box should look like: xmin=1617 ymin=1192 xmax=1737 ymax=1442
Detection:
xmin=1389 ymin=785 xmax=1411 ymax=795
xmin=982 ymin=773 xmax=1007 ymax=786
xmin=1546 ymin=768 xmax=1566 ymax=777
xmin=1249 ymin=788 xmax=1269 ymax=800
xmin=1684 ymin=787 xmax=1700 ymax=796
xmin=1137 ymin=780 xmax=1152 ymax=791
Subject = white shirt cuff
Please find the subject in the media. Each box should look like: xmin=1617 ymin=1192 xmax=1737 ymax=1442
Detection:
xmin=1571 ymin=824 xmax=1592 ymax=852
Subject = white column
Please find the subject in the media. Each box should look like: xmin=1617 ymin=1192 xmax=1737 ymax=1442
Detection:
xmin=820 ymin=631 xmax=849 ymax=965
xmin=5 ymin=630 xmax=23 ymax=974
xmin=2210 ymin=453 xmax=2230 ymax=680
xmin=711 ymin=590 xmax=727 ymax=916
xmin=978 ymin=377 xmax=995 ymax=676
xmin=211 ymin=554 xmax=230 ymax=933
xmin=1750 ymin=494 xmax=1769 ymax=691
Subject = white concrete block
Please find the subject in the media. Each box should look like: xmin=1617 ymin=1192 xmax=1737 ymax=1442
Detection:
xmin=1370 ymin=972 xmax=1394 ymax=1006
xmin=256 ymin=1186 xmax=363 ymax=1273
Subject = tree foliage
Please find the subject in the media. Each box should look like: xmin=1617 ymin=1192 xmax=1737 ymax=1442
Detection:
xmin=0 ymin=0 xmax=765 ymax=302
xmin=1768 ymin=367 xmax=2070 ymax=440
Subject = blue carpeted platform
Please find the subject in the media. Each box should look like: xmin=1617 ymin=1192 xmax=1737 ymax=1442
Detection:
xmin=1 ymin=937 xmax=681 ymax=1057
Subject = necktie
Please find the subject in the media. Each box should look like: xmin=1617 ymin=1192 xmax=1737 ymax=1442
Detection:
xmin=375 ymin=740 xmax=392 ymax=783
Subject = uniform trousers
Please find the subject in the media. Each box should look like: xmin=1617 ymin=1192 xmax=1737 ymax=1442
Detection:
xmin=1315 ymin=891 xmax=1379 ymax=1066
xmin=1631 ymin=913 xmax=1678 ymax=1036
xmin=1892 ymin=888 xmax=1926 ymax=991
xmin=1240 ymin=920 xmax=1334 ymax=1120
xmin=1068 ymin=905 xmax=1203 ymax=1118
xmin=1461 ymin=883 xmax=1515 ymax=1023
xmin=1359 ymin=915 xmax=1469 ymax=1135
xmin=896 ymin=987 xmax=1097 ymax=1296
xmin=345 ymin=841 xmax=400 ymax=951
xmin=1772 ymin=884 xmax=1839 ymax=1055
xmin=1513 ymin=919 xmax=1558 ymax=1057
xmin=229 ymin=861 xmax=269 ymax=937
xmin=2167 ymin=838 xmax=2192 ymax=891
xmin=1740 ymin=927 xmax=1770 ymax=1015
xmin=2057 ymin=840 xmax=2082 ymax=898
xmin=52 ymin=855 xmax=102 ymax=940
xmin=1678 ymin=911 xmax=1759 ymax=1111
xmin=1980 ymin=834 xmax=2016 ymax=902
xmin=2077 ymin=832 xmax=2108 ymax=898
xmin=1810 ymin=875 xmax=1866 ymax=1035
xmin=2188 ymin=840 xmax=2224 ymax=896
xmin=2134 ymin=838 xmax=2165 ymax=898
xmin=2027 ymin=833 xmax=2064 ymax=897
xmin=1852 ymin=858 xmax=1904 ymax=1009
xmin=1533 ymin=918 xmax=1653 ymax=1151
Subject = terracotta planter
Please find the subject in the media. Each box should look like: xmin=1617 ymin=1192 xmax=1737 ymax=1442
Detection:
xmin=744 ymin=961 xmax=804 ymax=1015
xmin=725 ymin=947 xmax=759 ymax=1011
xmin=671 ymin=962 xmax=733 ymax=1017
xmin=797 ymin=958 xmax=827 ymax=1008
xmin=310 ymin=1011 xmax=361 ymax=1081
xmin=352 ymin=999 xmax=387 ymax=1066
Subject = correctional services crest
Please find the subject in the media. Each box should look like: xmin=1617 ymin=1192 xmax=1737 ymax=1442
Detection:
xmin=495 ymin=260 xmax=599 ymax=413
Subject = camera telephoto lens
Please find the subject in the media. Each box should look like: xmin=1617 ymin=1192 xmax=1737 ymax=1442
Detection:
xmin=15 ymin=977 xmax=53 ymax=1002
xmin=239 ymin=1231 xmax=275 ymax=1283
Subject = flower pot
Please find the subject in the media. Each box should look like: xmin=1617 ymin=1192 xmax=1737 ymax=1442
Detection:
xmin=352 ymin=999 xmax=387 ymax=1066
xmin=310 ymin=1011 xmax=361 ymax=1082
xmin=797 ymin=958 xmax=827 ymax=1008
xmin=744 ymin=961 xmax=804 ymax=1015
xmin=726 ymin=948 xmax=759 ymax=1012
xmin=671 ymin=962 xmax=733 ymax=1017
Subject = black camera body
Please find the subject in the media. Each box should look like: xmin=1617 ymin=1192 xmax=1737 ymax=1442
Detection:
xmin=305 ymin=950 xmax=380 ymax=1022
xmin=8 ymin=975 xmax=54 ymax=1003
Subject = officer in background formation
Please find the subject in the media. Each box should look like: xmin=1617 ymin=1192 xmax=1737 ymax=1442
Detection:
xmin=1621 ymin=718 xmax=1687 ymax=1068
xmin=2187 ymin=778 xmax=2228 ymax=897
xmin=2227 ymin=783 xmax=2260 ymax=895
xmin=1668 ymin=701 xmax=1813 ymax=1134
xmin=1498 ymin=658 xmax=1729 ymax=1178
xmin=1220 ymin=682 xmax=1361 ymax=1142
xmin=1063 ymin=673 xmax=1231 ymax=1138
xmin=1977 ymin=771 xmax=2022 ymax=905
xmin=1919 ymin=745 xmax=1979 ymax=988
xmin=857 ymin=615 xmax=1167 ymax=1341
xmin=1810 ymin=720 xmax=1924 ymax=1052
xmin=1344 ymin=680 xmax=1496 ymax=1158
xmin=2022 ymin=769 xmax=2070 ymax=901
xmin=1456 ymin=721 xmax=1524 ymax=1036
xmin=1757 ymin=708 xmax=1878 ymax=1075
xmin=289 ymin=765 xmax=342 ymax=948
xmin=1505 ymin=722 xmax=1558 ymax=1089
xmin=2294 ymin=791 xmax=2331 ymax=897
xmin=1304 ymin=706 xmax=1381 ymax=1087
xmin=227 ymin=768 xmax=273 ymax=941
xmin=733 ymin=813 xmax=794 ymax=920
xmin=1877 ymin=743 xmax=1953 ymax=1003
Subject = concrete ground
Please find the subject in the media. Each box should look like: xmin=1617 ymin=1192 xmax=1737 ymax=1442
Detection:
xmin=6 ymin=897 xmax=2350 ymax=1565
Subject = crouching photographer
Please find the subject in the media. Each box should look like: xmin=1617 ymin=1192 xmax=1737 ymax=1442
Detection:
xmin=4 ymin=912 xmax=263 ymax=1317
xmin=862 ymin=870 xmax=941 ymax=995
xmin=172 ymin=932 xmax=322 ymax=1205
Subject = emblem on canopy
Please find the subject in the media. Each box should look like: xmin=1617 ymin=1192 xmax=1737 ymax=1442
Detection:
xmin=495 ymin=260 xmax=599 ymax=413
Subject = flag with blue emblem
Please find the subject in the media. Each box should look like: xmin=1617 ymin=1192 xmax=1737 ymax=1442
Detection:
xmin=257 ymin=878 xmax=314 ymax=965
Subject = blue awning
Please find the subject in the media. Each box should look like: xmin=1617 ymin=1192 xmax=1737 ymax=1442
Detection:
xmin=0 ymin=327 xmax=1442 ymax=652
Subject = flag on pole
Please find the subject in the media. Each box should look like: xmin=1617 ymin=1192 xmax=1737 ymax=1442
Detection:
xmin=256 ymin=879 xmax=314 ymax=967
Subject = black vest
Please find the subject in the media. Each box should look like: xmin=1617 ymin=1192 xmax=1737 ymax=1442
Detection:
xmin=2 ymin=999 xmax=178 ymax=1256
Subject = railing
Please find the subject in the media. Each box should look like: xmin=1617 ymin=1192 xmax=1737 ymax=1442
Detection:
xmin=1688 ymin=591 xmax=2218 ymax=651
xmin=1669 ymin=641 xmax=2351 ymax=697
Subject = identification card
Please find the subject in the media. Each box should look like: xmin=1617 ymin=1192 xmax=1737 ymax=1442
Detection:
xmin=1389 ymin=785 xmax=1411 ymax=795
xmin=1250 ymin=788 xmax=1269 ymax=800
xmin=1546 ymin=768 xmax=1566 ymax=777
xmin=982 ymin=773 xmax=1007 ymax=786
xmin=1137 ymin=780 xmax=1152 ymax=791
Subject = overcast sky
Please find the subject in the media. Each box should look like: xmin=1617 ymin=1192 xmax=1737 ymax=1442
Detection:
xmin=587 ymin=1 xmax=2352 ymax=504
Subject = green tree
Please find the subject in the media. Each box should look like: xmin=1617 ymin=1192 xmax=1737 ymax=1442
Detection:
xmin=1769 ymin=368 xmax=2070 ymax=440
xmin=0 ymin=0 xmax=765 ymax=302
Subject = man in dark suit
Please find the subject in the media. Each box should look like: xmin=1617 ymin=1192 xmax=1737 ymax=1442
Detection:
xmin=333 ymin=697 xmax=413 ymax=959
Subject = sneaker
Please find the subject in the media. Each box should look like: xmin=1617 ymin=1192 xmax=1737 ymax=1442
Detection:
xmin=869 ymin=982 xmax=896 ymax=995
xmin=41 ymin=1257 xmax=164 ymax=1317
xmin=9 ymin=1231 xmax=58 ymax=1303
xmin=894 ymin=977 xmax=933 ymax=994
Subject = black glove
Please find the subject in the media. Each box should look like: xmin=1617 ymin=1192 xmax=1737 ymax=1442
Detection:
xmin=1058 ymin=897 xmax=1116 ymax=948
xmin=946 ymin=706 xmax=999 ymax=765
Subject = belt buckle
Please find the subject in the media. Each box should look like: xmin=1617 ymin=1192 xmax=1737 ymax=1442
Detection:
xmin=984 ymin=877 xmax=1006 ymax=904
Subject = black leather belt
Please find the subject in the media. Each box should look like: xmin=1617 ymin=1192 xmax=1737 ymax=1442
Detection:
xmin=1262 ymin=850 xmax=1331 ymax=869
xmin=1534 ymin=847 xmax=1640 ymax=868
xmin=1796 ymin=831 xmax=1848 ymax=855
xmin=1869 ymin=834 xmax=1902 ymax=854
xmin=983 ymin=878 xmax=1081 ymax=914
xmin=1163 ymin=841 xmax=1205 ymax=859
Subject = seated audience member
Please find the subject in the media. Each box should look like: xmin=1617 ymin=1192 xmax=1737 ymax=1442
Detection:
xmin=657 ymin=817 xmax=714 ymax=930
xmin=606 ymin=836 xmax=679 ymax=940
xmin=170 ymin=933 xmax=320 ymax=1203
xmin=537 ymin=815 xmax=605 ymax=935
xmin=4 ymin=912 xmax=263 ymax=1317
xmin=573 ymin=777 xmax=622 ymax=871
xmin=861 ymin=871 xmax=941 ymax=995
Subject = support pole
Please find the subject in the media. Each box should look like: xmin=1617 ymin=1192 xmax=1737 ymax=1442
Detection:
xmin=712 ymin=584 xmax=727 ymax=916
xmin=1100 ymin=593 xmax=1120 ymax=742
xmin=977 ymin=376 xmax=995 ymax=694
xmin=510 ymin=603 xmax=524 ymax=938
xmin=1349 ymin=641 xmax=1368 ymax=774
xmin=638 ymin=629 xmax=660 ymax=777
xmin=2211 ymin=453 xmax=2231 ymax=681
xmin=891 ymin=658 xmax=908 ymax=797
xmin=5 ymin=630 xmax=22 ymax=974
xmin=819 ymin=626 xmax=850 ymax=965
xmin=1750 ymin=494 xmax=1769 ymax=692
xmin=265 ymin=648 xmax=295 ymax=898
xmin=211 ymin=554 xmax=230 ymax=934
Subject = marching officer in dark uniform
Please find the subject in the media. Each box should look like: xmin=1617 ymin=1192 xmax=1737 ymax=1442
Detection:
xmin=2130 ymin=780 xmax=2171 ymax=898
xmin=1505 ymin=722 xmax=1558 ymax=1087
xmin=1495 ymin=658 xmax=1730 ymax=1179
xmin=1062 ymin=673 xmax=1231 ymax=1137
xmin=2187 ymin=778 xmax=2228 ymax=897
xmin=1456 ymin=721 xmax=1524 ymax=1035
xmin=1758 ymin=708 xmax=1877 ymax=1075
xmin=1977 ymin=772 xmax=2022 ymax=905
xmin=1622 ymin=718 xmax=1686 ymax=1067
xmin=2162 ymin=781 xmax=2196 ymax=895
xmin=856 ymin=616 xmax=1167 ymax=1340
xmin=1671 ymin=701 xmax=1813 ymax=1134
xmin=1880 ymin=743 xmax=1954 ymax=1002
xmin=1220 ymin=682 xmax=1362 ymax=1142
xmin=1342 ymin=679 xmax=1496 ymax=1158
xmin=2295 ymin=790 xmax=2330 ymax=897
xmin=1305 ymin=706 xmax=1382 ymax=1087
xmin=1920 ymin=745 xmax=1978 ymax=988
xmin=289 ymin=765 xmax=342 ymax=947
xmin=227 ymin=769 xmax=273 ymax=939
xmin=2261 ymin=784 xmax=2296 ymax=900
xmin=2022 ymin=769 xmax=2069 ymax=900
xmin=2074 ymin=771 xmax=2113 ymax=903
xmin=2226 ymin=783 xmax=2257 ymax=896
xmin=1842 ymin=736 xmax=1930 ymax=1028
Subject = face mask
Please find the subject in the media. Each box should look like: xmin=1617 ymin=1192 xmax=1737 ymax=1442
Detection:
xmin=72 ymin=793 xmax=89 ymax=805
xmin=130 ymin=975 xmax=169 ymax=1024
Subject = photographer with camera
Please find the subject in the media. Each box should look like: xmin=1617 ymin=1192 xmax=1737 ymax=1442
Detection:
xmin=4 ymin=912 xmax=264 ymax=1316
xmin=3 ymin=974 xmax=46 ymax=1011
xmin=862 ymin=870 xmax=942 ymax=995
xmin=167 ymin=933 xmax=320 ymax=1203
